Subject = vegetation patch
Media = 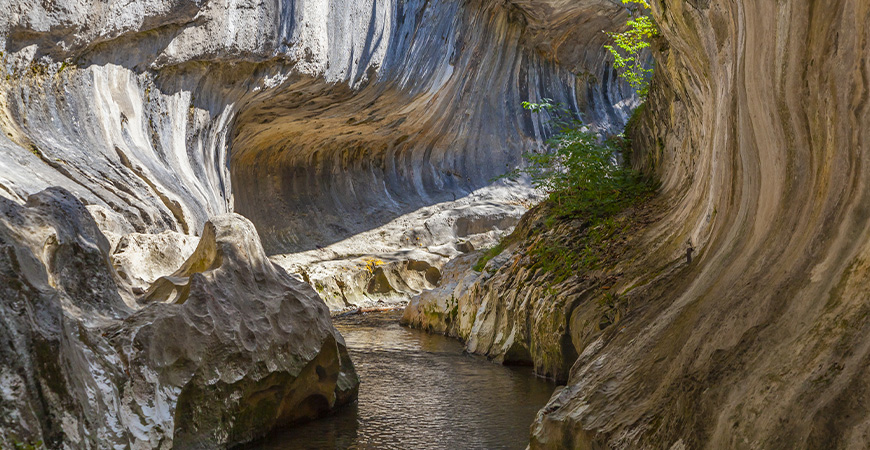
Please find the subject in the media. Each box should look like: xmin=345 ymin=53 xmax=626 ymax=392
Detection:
xmin=474 ymin=98 xmax=657 ymax=283
xmin=604 ymin=0 xmax=658 ymax=97
xmin=472 ymin=240 xmax=507 ymax=272
xmin=522 ymin=175 xmax=655 ymax=287
xmin=4 ymin=437 xmax=44 ymax=450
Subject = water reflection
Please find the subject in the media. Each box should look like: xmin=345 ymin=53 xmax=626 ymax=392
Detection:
xmin=240 ymin=311 xmax=555 ymax=450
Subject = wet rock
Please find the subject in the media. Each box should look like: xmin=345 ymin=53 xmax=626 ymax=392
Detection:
xmin=0 ymin=188 xmax=358 ymax=449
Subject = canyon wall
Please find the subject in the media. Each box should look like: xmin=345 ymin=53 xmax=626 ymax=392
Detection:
xmin=407 ymin=0 xmax=870 ymax=448
xmin=449 ymin=0 xmax=870 ymax=447
xmin=8 ymin=0 xmax=862 ymax=447
xmin=0 ymin=0 xmax=635 ymax=446
xmin=0 ymin=0 xmax=633 ymax=253
xmin=0 ymin=0 xmax=637 ymax=311
xmin=537 ymin=0 xmax=870 ymax=446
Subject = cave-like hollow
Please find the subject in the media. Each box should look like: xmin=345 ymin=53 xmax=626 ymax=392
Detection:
xmin=0 ymin=1 xmax=636 ymax=314
xmin=219 ymin=1 xmax=639 ymax=310
xmin=229 ymin=1 xmax=636 ymax=256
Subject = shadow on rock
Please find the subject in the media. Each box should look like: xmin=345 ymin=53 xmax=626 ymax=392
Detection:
xmin=0 ymin=187 xmax=358 ymax=449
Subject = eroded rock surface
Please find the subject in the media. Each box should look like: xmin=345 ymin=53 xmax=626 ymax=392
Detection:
xmin=0 ymin=0 xmax=636 ymax=314
xmin=407 ymin=0 xmax=870 ymax=448
xmin=0 ymin=0 xmax=637 ymax=446
xmin=0 ymin=188 xmax=357 ymax=448
xmin=530 ymin=1 xmax=870 ymax=447
xmin=113 ymin=231 xmax=198 ymax=292
xmin=402 ymin=199 xmax=660 ymax=381
xmin=272 ymin=180 xmax=538 ymax=310
xmin=0 ymin=0 xmax=634 ymax=250
xmin=17 ymin=0 xmax=862 ymax=447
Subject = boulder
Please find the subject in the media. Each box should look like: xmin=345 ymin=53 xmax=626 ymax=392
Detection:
xmin=0 ymin=188 xmax=358 ymax=449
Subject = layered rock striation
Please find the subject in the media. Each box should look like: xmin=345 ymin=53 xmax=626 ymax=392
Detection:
xmin=402 ymin=197 xmax=662 ymax=382
xmin=0 ymin=0 xmax=638 ymax=446
xmin=0 ymin=0 xmax=637 ymax=311
xmin=408 ymin=0 xmax=870 ymax=448
xmin=532 ymin=1 xmax=870 ymax=447
xmin=0 ymin=0 xmax=634 ymax=252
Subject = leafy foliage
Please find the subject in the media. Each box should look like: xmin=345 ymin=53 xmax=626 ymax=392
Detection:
xmin=604 ymin=0 xmax=658 ymax=96
xmin=511 ymin=100 xmax=651 ymax=220
xmin=476 ymin=101 xmax=657 ymax=276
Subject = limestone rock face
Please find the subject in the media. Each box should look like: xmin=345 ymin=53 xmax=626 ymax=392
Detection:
xmin=272 ymin=181 xmax=535 ymax=311
xmin=401 ymin=251 xmax=487 ymax=340
xmin=112 ymin=230 xmax=198 ymax=292
xmin=407 ymin=0 xmax=870 ymax=447
xmin=0 ymin=0 xmax=636 ymax=315
xmin=402 ymin=201 xmax=657 ymax=382
xmin=527 ymin=0 xmax=870 ymax=448
xmin=0 ymin=188 xmax=357 ymax=449
xmin=0 ymin=0 xmax=634 ymax=252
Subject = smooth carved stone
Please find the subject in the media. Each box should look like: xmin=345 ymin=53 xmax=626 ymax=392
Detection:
xmin=0 ymin=188 xmax=358 ymax=449
xmin=0 ymin=0 xmax=634 ymax=254
xmin=113 ymin=231 xmax=199 ymax=292
xmin=526 ymin=1 xmax=870 ymax=448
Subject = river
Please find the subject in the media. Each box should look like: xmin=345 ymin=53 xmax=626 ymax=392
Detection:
xmin=240 ymin=310 xmax=556 ymax=449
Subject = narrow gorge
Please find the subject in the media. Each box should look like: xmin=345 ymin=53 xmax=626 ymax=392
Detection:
xmin=1 ymin=0 xmax=869 ymax=448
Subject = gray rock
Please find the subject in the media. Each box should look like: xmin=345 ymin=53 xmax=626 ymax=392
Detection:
xmin=0 ymin=188 xmax=357 ymax=449
xmin=86 ymin=204 xmax=137 ymax=251
xmin=402 ymin=206 xmax=589 ymax=380
xmin=455 ymin=241 xmax=474 ymax=254
xmin=271 ymin=182 xmax=537 ymax=311
xmin=112 ymin=230 xmax=198 ymax=292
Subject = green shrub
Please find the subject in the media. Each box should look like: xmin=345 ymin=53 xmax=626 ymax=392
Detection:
xmin=477 ymin=100 xmax=656 ymax=279
xmin=604 ymin=0 xmax=658 ymax=97
xmin=511 ymin=100 xmax=651 ymax=220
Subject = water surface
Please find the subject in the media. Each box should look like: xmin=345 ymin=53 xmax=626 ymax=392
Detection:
xmin=242 ymin=310 xmax=556 ymax=449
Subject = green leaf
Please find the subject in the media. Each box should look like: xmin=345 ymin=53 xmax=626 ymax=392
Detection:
xmin=605 ymin=0 xmax=658 ymax=96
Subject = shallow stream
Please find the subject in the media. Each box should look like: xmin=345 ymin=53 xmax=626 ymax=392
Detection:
xmin=242 ymin=310 xmax=556 ymax=449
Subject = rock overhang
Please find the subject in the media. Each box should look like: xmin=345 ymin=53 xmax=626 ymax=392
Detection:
xmin=0 ymin=0 xmax=640 ymax=446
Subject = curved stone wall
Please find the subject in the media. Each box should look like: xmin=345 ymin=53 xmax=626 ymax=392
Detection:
xmin=0 ymin=0 xmax=634 ymax=252
xmin=0 ymin=0 xmax=637 ymax=446
xmin=529 ymin=0 xmax=870 ymax=447
xmin=229 ymin=0 xmax=636 ymax=253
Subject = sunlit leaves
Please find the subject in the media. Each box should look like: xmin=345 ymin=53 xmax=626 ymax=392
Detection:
xmin=604 ymin=0 xmax=658 ymax=97
xmin=506 ymin=101 xmax=651 ymax=219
